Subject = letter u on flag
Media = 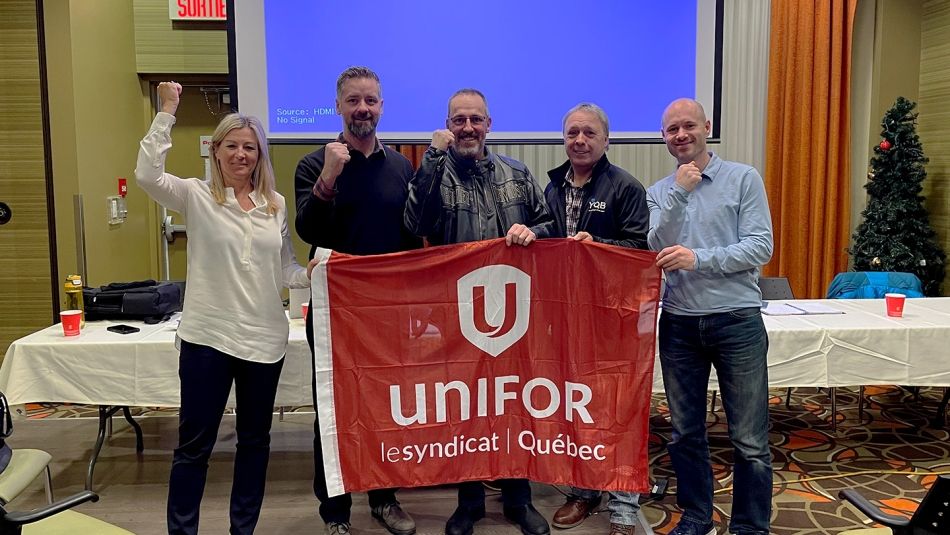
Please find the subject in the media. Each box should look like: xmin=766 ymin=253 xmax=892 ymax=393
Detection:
xmin=310 ymin=238 xmax=660 ymax=496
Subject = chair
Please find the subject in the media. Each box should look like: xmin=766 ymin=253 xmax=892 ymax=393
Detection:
xmin=934 ymin=387 xmax=950 ymax=428
xmin=0 ymin=392 xmax=130 ymax=533
xmin=755 ymin=278 xmax=804 ymax=411
xmin=758 ymin=276 xmax=795 ymax=300
xmin=0 ymin=489 xmax=133 ymax=534
xmin=838 ymin=474 xmax=950 ymax=534
xmin=0 ymin=449 xmax=53 ymax=506
xmin=755 ymin=277 xmax=811 ymax=412
xmin=710 ymin=277 xmax=795 ymax=413
xmin=0 ymin=406 xmax=131 ymax=535
xmin=0 ymin=393 xmax=52 ymax=506
xmin=827 ymin=272 xmax=925 ymax=426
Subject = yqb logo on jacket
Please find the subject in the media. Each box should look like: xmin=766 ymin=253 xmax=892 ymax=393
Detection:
xmin=457 ymin=265 xmax=531 ymax=357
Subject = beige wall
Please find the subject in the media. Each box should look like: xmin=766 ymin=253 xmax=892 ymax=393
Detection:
xmin=851 ymin=0 xmax=924 ymax=235
xmin=45 ymin=0 xmax=230 ymax=292
xmin=45 ymin=0 xmax=160 ymax=295
xmin=870 ymin=0 xmax=923 ymax=121
xmin=272 ymin=144 xmax=317 ymax=266
xmin=43 ymin=0 xmax=79 ymax=295
xmin=852 ymin=0 xmax=948 ymax=293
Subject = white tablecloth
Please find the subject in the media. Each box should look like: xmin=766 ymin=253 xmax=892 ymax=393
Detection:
xmin=3 ymin=299 xmax=950 ymax=407
xmin=752 ymin=297 xmax=950 ymax=388
xmin=0 ymin=314 xmax=312 ymax=407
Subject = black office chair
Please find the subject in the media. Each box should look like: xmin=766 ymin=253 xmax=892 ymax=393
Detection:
xmin=935 ymin=388 xmax=950 ymax=428
xmin=838 ymin=474 xmax=950 ymax=534
xmin=755 ymin=277 xmax=801 ymax=410
xmin=710 ymin=277 xmax=795 ymax=413
xmin=754 ymin=277 xmax=852 ymax=430
xmin=758 ymin=276 xmax=794 ymax=300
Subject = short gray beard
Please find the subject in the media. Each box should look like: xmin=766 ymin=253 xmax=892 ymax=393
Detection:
xmin=454 ymin=140 xmax=484 ymax=159
xmin=347 ymin=118 xmax=377 ymax=139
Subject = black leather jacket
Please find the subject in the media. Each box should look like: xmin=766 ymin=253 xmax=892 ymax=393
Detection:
xmin=405 ymin=146 xmax=553 ymax=245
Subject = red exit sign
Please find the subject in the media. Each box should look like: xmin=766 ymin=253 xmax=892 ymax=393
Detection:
xmin=169 ymin=0 xmax=227 ymax=21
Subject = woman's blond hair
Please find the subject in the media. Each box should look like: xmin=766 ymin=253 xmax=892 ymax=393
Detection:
xmin=209 ymin=113 xmax=279 ymax=215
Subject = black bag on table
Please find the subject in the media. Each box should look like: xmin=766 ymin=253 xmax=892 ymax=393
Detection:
xmin=83 ymin=280 xmax=182 ymax=324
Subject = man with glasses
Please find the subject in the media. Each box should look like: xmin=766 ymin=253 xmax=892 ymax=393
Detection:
xmin=295 ymin=66 xmax=420 ymax=535
xmin=404 ymin=88 xmax=552 ymax=535
xmin=544 ymin=102 xmax=648 ymax=535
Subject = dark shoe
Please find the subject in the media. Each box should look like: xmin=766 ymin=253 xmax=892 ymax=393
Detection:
xmin=372 ymin=502 xmax=416 ymax=535
xmin=608 ymin=523 xmax=636 ymax=535
xmin=503 ymin=504 xmax=550 ymax=535
xmin=445 ymin=505 xmax=485 ymax=535
xmin=552 ymin=497 xmax=600 ymax=528
xmin=669 ymin=520 xmax=716 ymax=535
xmin=325 ymin=522 xmax=351 ymax=535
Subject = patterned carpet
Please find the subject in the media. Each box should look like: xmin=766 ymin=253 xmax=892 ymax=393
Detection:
xmin=24 ymin=386 xmax=950 ymax=534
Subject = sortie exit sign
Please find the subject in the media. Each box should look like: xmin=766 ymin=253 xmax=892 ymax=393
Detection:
xmin=169 ymin=0 xmax=227 ymax=21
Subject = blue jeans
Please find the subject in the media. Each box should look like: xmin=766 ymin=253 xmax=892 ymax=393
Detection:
xmin=659 ymin=308 xmax=772 ymax=535
xmin=569 ymin=487 xmax=640 ymax=526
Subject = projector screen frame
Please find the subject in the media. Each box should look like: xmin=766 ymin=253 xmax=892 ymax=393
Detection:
xmin=226 ymin=0 xmax=723 ymax=145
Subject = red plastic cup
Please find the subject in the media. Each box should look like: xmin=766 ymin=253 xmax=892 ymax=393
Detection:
xmin=301 ymin=302 xmax=309 ymax=318
xmin=885 ymin=293 xmax=906 ymax=317
xmin=61 ymin=310 xmax=82 ymax=336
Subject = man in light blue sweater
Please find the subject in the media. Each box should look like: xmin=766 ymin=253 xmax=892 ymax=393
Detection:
xmin=646 ymin=98 xmax=774 ymax=535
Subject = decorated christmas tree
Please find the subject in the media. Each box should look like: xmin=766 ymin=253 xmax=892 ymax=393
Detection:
xmin=850 ymin=97 xmax=946 ymax=296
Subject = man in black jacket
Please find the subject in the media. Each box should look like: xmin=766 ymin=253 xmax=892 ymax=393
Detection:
xmin=544 ymin=103 xmax=648 ymax=250
xmin=544 ymin=103 xmax=649 ymax=535
xmin=404 ymin=89 xmax=552 ymax=535
xmin=295 ymin=66 xmax=420 ymax=535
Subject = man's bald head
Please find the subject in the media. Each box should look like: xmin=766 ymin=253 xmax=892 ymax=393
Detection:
xmin=661 ymin=98 xmax=707 ymax=130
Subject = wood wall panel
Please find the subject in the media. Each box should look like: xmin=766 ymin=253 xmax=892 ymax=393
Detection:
xmin=133 ymin=0 xmax=227 ymax=74
xmin=0 ymin=0 xmax=54 ymax=356
xmin=919 ymin=0 xmax=950 ymax=294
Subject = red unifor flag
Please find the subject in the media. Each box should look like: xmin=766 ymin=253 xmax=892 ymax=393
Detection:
xmin=310 ymin=238 xmax=660 ymax=497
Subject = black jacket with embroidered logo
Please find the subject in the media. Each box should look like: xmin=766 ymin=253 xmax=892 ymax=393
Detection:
xmin=544 ymin=154 xmax=649 ymax=249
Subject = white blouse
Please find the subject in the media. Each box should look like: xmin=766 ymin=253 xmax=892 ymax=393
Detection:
xmin=135 ymin=112 xmax=309 ymax=363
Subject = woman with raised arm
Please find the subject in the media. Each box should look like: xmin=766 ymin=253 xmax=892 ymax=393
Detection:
xmin=136 ymin=81 xmax=314 ymax=535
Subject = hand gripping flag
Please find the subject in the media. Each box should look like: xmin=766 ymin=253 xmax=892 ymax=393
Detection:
xmin=310 ymin=238 xmax=660 ymax=496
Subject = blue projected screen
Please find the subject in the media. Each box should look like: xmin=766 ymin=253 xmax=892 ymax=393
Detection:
xmin=234 ymin=0 xmax=720 ymax=141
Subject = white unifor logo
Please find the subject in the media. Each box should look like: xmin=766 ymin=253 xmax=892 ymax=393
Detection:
xmin=457 ymin=265 xmax=531 ymax=357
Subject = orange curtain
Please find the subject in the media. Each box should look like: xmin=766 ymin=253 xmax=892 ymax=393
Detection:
xmin=393 ymin=144 xmax=428 ymax=169
xmin=764 ymin=0 xmax=857 ymax=298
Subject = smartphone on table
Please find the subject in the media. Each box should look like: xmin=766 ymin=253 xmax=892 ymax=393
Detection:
xmin=106 ymin=324 xmax=140 ymax=335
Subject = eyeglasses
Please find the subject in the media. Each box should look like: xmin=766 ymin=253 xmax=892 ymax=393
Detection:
xmin=449 ymin=115 xmax=487 ymax=127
